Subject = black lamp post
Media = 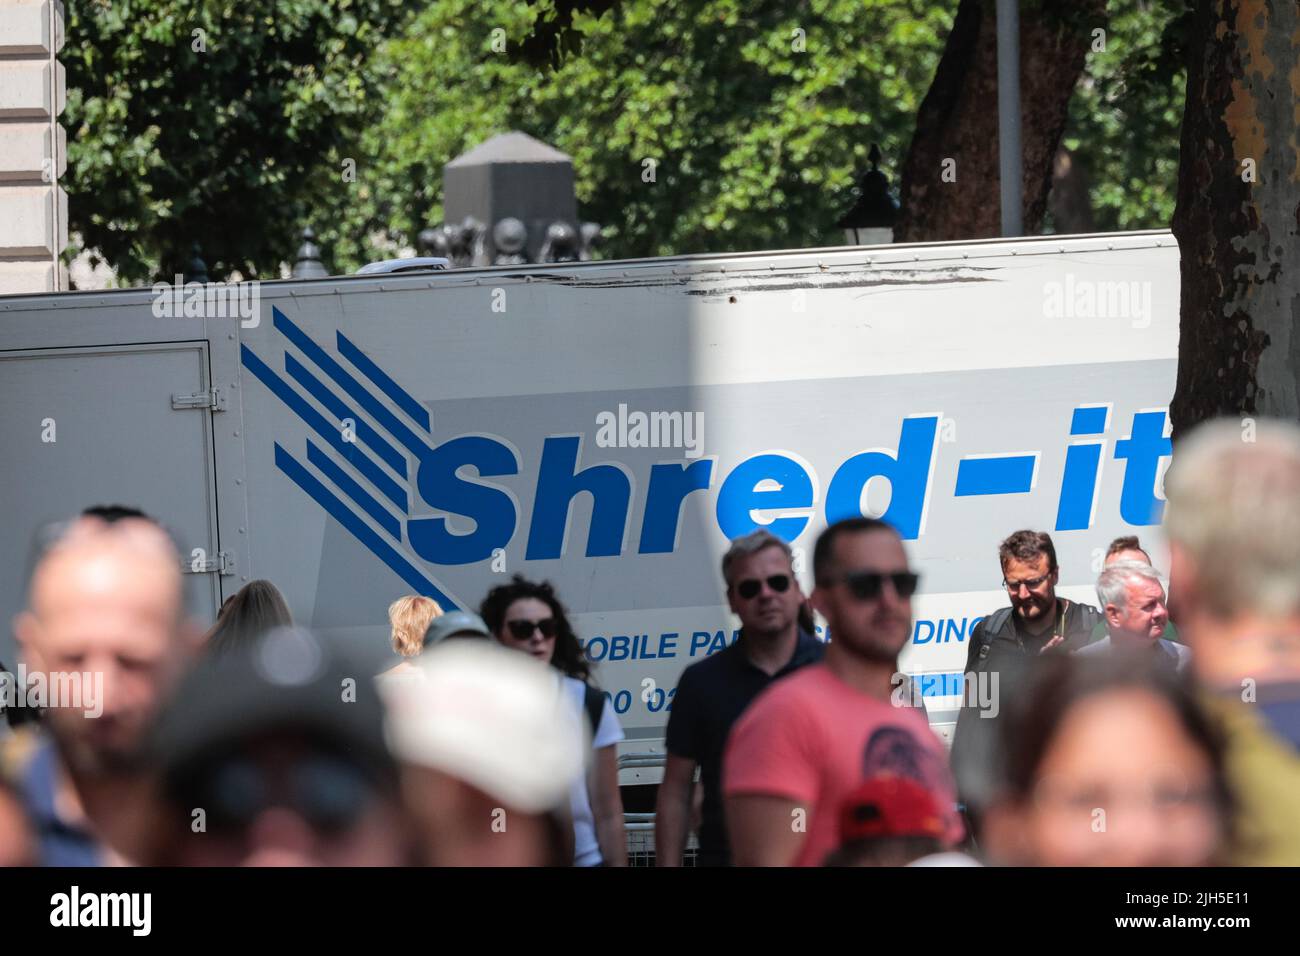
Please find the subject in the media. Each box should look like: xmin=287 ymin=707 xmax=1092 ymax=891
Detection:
xmin=836 ymin=144 xmax=899 ymax=246
xmin=291 ymin=226 xmax=330 ymax=279
xmin=184 ymin=242 xmax=208 ymax=283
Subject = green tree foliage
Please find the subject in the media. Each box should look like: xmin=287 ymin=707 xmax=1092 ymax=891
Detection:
xmin=1054 ymin=0 xmax=1191 ymax=232
xmin=316 ymin=0 xmax=954 ymax=269
xmin=63 ymin=0 xmax=413 ymax=283
xmin=64 ymin=0 xmax=1190 ymax=280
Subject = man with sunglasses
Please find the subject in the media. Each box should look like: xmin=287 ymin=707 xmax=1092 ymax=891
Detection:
xmin=949 ymin=529 xmax=1102 ymax=830
xmin=150 ymin=626 xmax=415 ymax=866
xmin=723 ymin=518 xmax=962 ymax=866
xmin=656 ymin=530 xmax=823 ymax=866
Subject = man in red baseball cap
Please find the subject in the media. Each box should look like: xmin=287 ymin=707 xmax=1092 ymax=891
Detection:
xmin=824 ymin=775 xmax=960 ymax=867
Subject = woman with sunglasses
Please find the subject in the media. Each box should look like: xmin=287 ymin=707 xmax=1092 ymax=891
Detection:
xmin=481 ymin=576 xmax=627 ymax=866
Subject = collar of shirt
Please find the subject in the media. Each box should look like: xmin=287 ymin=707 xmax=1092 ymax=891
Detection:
xmin=1097 ymin=634 xmax=1177 ymax=661
xmin=728 ymin=628 xmax=822 ymax=676
xmin=1012 ymin=598 xmax=1072 ymax=650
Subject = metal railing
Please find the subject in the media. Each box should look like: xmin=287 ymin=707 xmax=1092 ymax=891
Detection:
xmin=618 ymin=752 xmax=699 ymax=867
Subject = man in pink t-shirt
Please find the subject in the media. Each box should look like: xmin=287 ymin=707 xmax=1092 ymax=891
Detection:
xmin=724 ymin=517 xmax=964 ymax=866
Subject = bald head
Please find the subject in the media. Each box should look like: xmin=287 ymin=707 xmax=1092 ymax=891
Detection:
xmin=14 ymin=516 xmax=192 ymax=773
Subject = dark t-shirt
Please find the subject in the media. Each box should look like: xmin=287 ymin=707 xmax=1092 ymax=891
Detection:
xmin=664 ymin=629 xmax=824 ymax=866
xmin=951 ymin=599 xmax=1101 ymax=813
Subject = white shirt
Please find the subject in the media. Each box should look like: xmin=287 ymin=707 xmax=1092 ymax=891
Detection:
xmin=560 ymin=675 xmax=624 ymax=866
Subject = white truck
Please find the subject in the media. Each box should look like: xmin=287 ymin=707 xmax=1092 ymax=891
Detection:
xmin=0 ymin=230 xmax=1180 ymax=784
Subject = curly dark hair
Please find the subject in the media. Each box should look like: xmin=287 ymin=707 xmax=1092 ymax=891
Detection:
xmin=997 ymin=529 xmax=1057 ymax=574
xmin=479 ymin=575 xmax=591 ymax=682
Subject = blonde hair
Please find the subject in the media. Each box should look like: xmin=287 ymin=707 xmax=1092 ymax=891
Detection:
xmin=389 ymin=595 xmax=444 ymax=657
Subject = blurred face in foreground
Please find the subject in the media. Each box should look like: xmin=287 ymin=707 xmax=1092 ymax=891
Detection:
xmin=400 ymin=765 xmax=564 ymax=867
xmin=14 ymin=520 xmax=190 ymax=773
xmin=991 ymin=688 xmax=1222 ymax=866
xmin=169 ymin=737 xmax=411 ymax=867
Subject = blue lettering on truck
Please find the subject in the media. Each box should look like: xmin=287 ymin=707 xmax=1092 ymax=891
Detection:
xmin=408 ymin=410 xmax=1169 ymax=560
xmin=242 ymin=309 xmax=1173 ymax=587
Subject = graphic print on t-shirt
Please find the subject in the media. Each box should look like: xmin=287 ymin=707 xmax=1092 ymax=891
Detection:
xmin=861 ymin=724 xmax=949 ymax=792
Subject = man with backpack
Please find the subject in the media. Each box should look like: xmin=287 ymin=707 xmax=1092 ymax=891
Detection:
xmin=950 ymin=530 xmax=1102 ymax=835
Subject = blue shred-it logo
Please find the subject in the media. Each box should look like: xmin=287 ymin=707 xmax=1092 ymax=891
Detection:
xmin=241 ymin=307 xmax=459 ymax=605
xmin=242 ymin=308 xmax=1171 ymax=603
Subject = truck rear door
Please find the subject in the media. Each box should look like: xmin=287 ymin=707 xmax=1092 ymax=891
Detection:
xmin=0 ymin=341 xmax=223 ymax=661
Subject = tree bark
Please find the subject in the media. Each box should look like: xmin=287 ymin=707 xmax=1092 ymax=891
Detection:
xmin=894 ymin=0 xmax=1106 ymax=243
xmin=1169 ymin=0 xmax=1300 ymax=437
xmin=1048 ymin=146 xmax=1097 ymax=234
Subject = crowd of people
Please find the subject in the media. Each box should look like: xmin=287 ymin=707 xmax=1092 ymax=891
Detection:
xmin=0 ymin=417 xmax=1298 ymax=867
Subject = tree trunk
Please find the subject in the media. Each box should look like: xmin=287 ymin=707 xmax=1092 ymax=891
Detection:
xmin=1048 ymin=146 xmax=1097 ymax=234
xmin=1169 ymin=0 xmax=1300 ymax=437
xmin=894 ymin=0 xmax=1105 ymax=243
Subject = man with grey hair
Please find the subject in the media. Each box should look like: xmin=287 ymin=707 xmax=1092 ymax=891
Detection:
xmin=1164 ymin=418 xmax=1300 ymax=865
xmin=655 ymin=528 xmax=823 ymax=866
xmin=1078 ymin=561 xmax=1189 ymax=672
xmin=1087 ymin=536 xmax=1183 ymax=645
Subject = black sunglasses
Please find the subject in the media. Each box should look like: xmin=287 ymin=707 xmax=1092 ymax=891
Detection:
xmin=735 ymin=574 xmax=792 ymax=600
xmin=183 ymin=755 xmax=375 ymax=835
xmin=507 ymin=618 xmax=558 ymax=640
xmin=838 ymin=570 xmax=920 ymax=601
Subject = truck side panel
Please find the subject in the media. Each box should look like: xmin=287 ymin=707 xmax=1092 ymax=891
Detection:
xmin=1 ymin=233 xmax=1180 ymax=771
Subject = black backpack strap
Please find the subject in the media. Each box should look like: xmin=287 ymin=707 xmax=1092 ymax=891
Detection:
xmin=1077 ymin=602 xmax=1103 ymax=629
xmin=983 ymin=607 xmax=1014 ymax=643
xmin=978 ymin=607 xmax=1014 ymax=657
xmin=1067 ymin=600 xmax=1104 ymax=647
xmin=582 ymin=682 xmax=605 ymax=738
xmin=964 ymin=607 xmax=1012 ymax=675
